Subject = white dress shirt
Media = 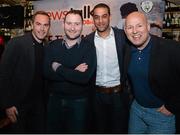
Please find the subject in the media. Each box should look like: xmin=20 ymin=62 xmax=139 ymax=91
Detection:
xmin=94 ymin=28 xmax=120 ymax=87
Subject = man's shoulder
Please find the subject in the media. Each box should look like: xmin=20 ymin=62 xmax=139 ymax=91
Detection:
xmin=84 ymin=32 xmax=95 ymax=40
xmin=151 ymin=35 xmax=180 ymax=51
xmin=6 ymin=33 xmax=31 ymax=48
xmin=112 ymin=27 xmax=124 ymax=34
xmin=48 ymin=39 xmax=63 ymax=46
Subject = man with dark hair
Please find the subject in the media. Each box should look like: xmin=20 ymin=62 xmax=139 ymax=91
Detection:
xmin=118 ymin=2 xmax=138 ymax=29
xmin=0 ymin=11 xmax=51 ymax=133
xmin=120 ymin=2 xmax=138 ymax=19
xmin=44 ymin=10 xmax=96 ymax=133
xmin=86 ymin=3 xmax=129 ymax=133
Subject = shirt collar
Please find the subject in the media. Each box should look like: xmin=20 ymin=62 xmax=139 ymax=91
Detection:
xmin=31 ymin=33 xmax=44 ymax=46
xmin=62 ymin=35 xmax=81 ymax=49
xmin=95 ymin=27 xmax=114 ymax=39
xmin=132 ymin=36 xmax=152 ymax=52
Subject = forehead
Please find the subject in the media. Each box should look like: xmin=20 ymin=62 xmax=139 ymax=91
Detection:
xmin=126 ymin=13 xmax=146 ymax=25
xmin=93 ymin=7 xmax=109 ymax=15
xmin=34 ymin=14 xmax=50 ymax=23
xmin=65 ymin=13 xmax=82 ymax=22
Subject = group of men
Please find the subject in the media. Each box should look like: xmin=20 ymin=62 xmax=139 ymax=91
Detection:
xmin=0 ymin=2 xmax=180 ymax=134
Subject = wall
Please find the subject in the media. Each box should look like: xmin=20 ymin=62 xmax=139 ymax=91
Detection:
xmin=33 ymin=0 xmax=165 ymax=40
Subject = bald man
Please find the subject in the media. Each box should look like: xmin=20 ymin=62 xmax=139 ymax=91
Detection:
xmin=123 ymin=11 xmax=180 ymax=134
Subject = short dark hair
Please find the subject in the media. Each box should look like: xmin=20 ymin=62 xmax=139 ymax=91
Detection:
xmin=64 ymin=10 xmax=83 ymax=23
xmin=32 ymin=10 xmax=50 ymax=24
xmin=120 ymin=2 xmax=138 ymax=18
xmin=90 ymin=3 xmax=110 ymax=16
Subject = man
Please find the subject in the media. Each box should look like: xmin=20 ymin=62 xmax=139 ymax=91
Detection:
xmin=123 ymin=11 xmax=180 ymax=133
xmin=44 ymin=10 xmax=96 ymax=133
xmin=85 ymin=3 xmax=129 ymax=133
xmin=0 ymin=11 xmax=50 ymax=133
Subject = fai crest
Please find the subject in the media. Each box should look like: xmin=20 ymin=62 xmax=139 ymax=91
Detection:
xmin=141 ymin=1 xmax=153 ymax=13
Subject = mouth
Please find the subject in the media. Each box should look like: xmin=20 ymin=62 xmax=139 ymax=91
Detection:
xmin=98 ymin=24 xmax=105 ymax=27
xmin=38 ymin=31 xmax=45 ymax=35
xmin=68 ymin=30 xmax=77 ymax=34
xmin=132 ymin=34 xmax=141 ymax=40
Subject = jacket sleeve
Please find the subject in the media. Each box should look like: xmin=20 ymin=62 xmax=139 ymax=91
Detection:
xmin=165 ymin=41 xmax=180 ymax=114
xmin=43 ymin=44 xmax=65 ymax=82
xmin=55 ymin=44 xmax=96 ymax=84
xmin=0 ymin=39 xmax=20 ymax=108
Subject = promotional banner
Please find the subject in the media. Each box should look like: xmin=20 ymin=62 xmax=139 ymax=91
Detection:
xmin=33 ymin=0 xmax=164 ymax=40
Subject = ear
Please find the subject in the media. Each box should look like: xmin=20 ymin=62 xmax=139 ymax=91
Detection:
xmin=147 ymin=22 xmax=150 ymax=32
xmin=62 ymin=19 xmax=65 ymax=27
xmin=123 ymin=22 xmax=127 ymax=34
xmin=124 ymin=27 xmax=127 ymax=35
xmin=110 ymin=15 xmax=112 ymax=21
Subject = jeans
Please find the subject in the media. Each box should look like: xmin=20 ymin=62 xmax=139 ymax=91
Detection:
xmin=47 ymin=94 xmax=88 ymax=133
xmin=94 ymin=92 xmax=129 ymax=133
xmin=128 ymin=100 xmax=175 ymax=134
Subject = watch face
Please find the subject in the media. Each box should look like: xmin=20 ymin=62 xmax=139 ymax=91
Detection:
xmin=141 ymin=1 xmax=153 ymax=13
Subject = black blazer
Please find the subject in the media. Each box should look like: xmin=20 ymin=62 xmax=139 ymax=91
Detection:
xmin=123 ymin=35 xmax=180 ymax=114
xmin=85 ymin=27 xmax=126 ymax=83
xmin=0 ymin=33 xmax=36 ymax=109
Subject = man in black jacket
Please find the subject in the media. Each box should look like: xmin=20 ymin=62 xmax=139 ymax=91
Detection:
xmin=0 ymin=11 xmax=50 ymax=133
xmin=123 ymin=11 xmax=180 ymax=134
xmin=85 ymin=3 xmax=129 ymax=133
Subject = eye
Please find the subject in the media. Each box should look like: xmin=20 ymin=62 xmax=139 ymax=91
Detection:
xmin=75 ymin=22 xmax=81 ymax=26
xmin=66 ymin=22 xmax=71 ymax=25
xmin=44 ymin=24 xmax=49 ymax=27
xmin=126 ymin=26 xmax=133 ymax=30
xmin=93 ymin=15 xmax=99 ymax=20
xmin=35 ymin=22 xmax=41 ymax=26
xmin=102 ymin=14 xmax=108 ymax=19
xmin=137 ymin=24 xmax=143 ymax=28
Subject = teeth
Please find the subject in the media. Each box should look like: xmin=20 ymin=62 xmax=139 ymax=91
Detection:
xmin=133 ymin=35 xmax=140 ymax=38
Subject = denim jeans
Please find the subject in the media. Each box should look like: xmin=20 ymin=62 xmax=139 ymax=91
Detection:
xmin=94 ymin=92 xmax=129 ymax=133
xmin=128 ymin=100 xmax=175 ymax=134
xmin=47 ymin=94 xmax=88 ymax=133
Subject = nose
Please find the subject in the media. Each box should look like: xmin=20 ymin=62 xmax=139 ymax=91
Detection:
xmin=70 ymin=24 xmax=75 ymax=31
xmin=99 ymin=17 xmax=103 ymax=23
xmin=132 ymin=27 xmax=137 ymax=34
xmin=40 ymin=25 xmax=45 ymax=31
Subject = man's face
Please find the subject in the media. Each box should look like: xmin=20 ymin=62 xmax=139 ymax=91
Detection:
xmin=32 ymin=14 xmax=50 ymax=43
xmin=124 ymin=12 xmax=150 ymax=48
xmin=92 ymin=7 xmax=110 ymax=33
xmin=64 ymin=13 xmax=83 ymax=40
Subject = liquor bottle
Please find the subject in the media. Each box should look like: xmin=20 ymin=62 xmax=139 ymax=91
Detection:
xmin=165 ymin=0 xmax=171 ymax=11
xmin=163 ymin=13 xmax=167 ymax=28
xmin=171 ymin=13 xmax=175 ymax=27
xmin=166 ymin=13 xmax=171 ymax=28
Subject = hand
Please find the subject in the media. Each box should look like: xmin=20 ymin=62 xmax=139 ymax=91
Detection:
xmin=157 ymin=105 xmax=173 ymax=116
xmin=5 ymin=106 xmax=18 ymax=123
xmin=75 ymin=63 xmax=88 ymax=72
xmin=52 ymin=62 xmax=61 ymax=72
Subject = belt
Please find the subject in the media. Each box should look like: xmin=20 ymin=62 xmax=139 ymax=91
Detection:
xmin=96 ymin=84 xmax=122 ymax=94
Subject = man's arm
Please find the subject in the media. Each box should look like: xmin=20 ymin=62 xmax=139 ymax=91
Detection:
xmin=0 ymin=39 xmax=20 ymax=109
xmin=43 ymin=44 xmax=66 ymax=82
xmin=54 ymin=45 xmax=96 ymax=84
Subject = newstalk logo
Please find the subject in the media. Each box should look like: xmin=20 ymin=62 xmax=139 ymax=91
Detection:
xmin=47 ymin=5 xmax=93 ymax=25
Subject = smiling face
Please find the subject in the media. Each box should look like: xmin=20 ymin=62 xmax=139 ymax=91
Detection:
xmin=64 ymin=13 xmax=83 ymax=40
xmin=124 ymin=12 xmax=150 ymax=49
xmin=32 ymin=14 xmax=50 ymax=43
xmin=92 ymin=7 xmax=110 ymax=34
